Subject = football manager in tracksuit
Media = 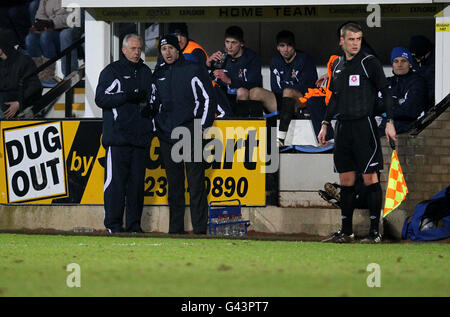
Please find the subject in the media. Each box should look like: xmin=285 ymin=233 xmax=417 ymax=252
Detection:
xmin=95 ymin=34 xmax=154 ymax=233
xmin=151 ymin=34 xmax=216 ymax=234
xmin=318 ymin=23 xmax=397 ymax=244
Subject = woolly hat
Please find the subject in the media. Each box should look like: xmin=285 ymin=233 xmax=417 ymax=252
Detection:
xmin=169 ymin=23 xmax=188 ymax=38
xmin=159 ymin=34 xmax=180 ymax=52
xmin=390 ymin=46 xmax=413 ymax=64
xmin=409 ymin=35 xmax=432 ymax=58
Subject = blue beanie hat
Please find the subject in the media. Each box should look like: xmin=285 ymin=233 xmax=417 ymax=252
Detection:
xmin=390 ymin=46 xmax=413 ymax=64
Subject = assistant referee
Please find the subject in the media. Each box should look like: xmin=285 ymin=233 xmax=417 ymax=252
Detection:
xmin=318 ymin=23 xmax=397 ymax=244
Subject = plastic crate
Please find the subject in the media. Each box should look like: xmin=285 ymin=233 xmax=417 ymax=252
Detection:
xmin=208 ymin=199 xmax=250 ymax=236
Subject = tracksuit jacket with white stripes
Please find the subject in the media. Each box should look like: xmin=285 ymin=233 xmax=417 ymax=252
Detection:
xmin=95 ymin=53 xmax=154 ymax=148
xmin=152 ymin=55 xmax=217 ymax=143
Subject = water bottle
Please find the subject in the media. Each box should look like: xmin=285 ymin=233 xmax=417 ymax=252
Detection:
xmin=223 ymin=215 xmax=231 ymax=236
xmin=73 ymin=227 xmax=94 ymax=233
xmin=216 ymin=216 xmax=223 ymax=236
xmin=209 ymin=217 xmax=218 ymax=235
xmin=230 ymin=214 xmax=239 ymax=236
xmin=237 ymin=213 xmax=246 ymax=236
xmin=213 ymin=51 xmax=227 ymax=69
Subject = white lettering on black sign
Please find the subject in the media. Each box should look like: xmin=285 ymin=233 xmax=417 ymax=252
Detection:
xmin=3 ymin=122 xmax=67 ymax=203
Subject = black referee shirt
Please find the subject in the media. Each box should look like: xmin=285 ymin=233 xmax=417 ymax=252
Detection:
xmin=325 ymin=51 xmax=394 ymax=122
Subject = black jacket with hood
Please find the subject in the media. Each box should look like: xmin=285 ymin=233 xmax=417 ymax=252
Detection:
xmin=0 ymin=34 xmax=42 ymax=113
xmin=95 ymin=51 xmax=154 ymax=148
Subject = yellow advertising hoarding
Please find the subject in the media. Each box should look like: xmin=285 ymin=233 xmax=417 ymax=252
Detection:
xmin=0 ymin=119 xmax=266 ymax=206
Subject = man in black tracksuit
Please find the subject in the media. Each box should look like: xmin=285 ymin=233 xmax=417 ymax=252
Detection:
xmin=152 ymin=35 xmax=216 ymax=234
xmin=95 ymin=34 xmax=153 ymax=233
xmin=318 ymin=23 xmax=397 ymax=243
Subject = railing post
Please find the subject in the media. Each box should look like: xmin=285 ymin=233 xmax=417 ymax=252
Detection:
xmin=65 ymin=49 xmax=72 ymax=77
xmin=65 ymin=88 xmax=74 ymax=118
xmin=65 ymin=50 xmax=73 ymax=118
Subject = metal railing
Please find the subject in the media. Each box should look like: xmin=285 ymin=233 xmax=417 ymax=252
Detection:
xmin=18 ymin=35 xmax=85 ymax=118
xmin=409 ymin=92 xmax=450 ymax=136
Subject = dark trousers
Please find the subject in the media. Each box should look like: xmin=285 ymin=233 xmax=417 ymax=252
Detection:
xmin=159 ymin=138 xmax=208 ymax=234
xmin=103 ymin=145 xmax=146 ymax=233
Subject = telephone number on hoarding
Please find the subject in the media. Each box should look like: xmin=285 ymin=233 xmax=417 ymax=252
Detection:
xmin=144 ymin=176 xmax=249 ymax=198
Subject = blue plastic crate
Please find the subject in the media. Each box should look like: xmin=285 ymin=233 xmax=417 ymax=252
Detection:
xmin=208 ymin=199 xmax=250 ymax=236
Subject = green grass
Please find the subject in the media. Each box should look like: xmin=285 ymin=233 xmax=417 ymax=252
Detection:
xmin=0 ymin=233 xmax=449 ymax=297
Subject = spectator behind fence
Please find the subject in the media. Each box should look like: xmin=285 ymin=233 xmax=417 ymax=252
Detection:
xmin=409 ymin=35 xmax=435 ymax=108
xmin=25 ymin=0 xmax=83 ymax=85
xmin=207 ymin=25 xmax=264 ymax=118
xmin=95 ymin=34 xmax=154 ymax=234
xmin=0 ymin=31 xmax=42 ymax=119
xmin=152 ymin=34 xmax=216 ymax=235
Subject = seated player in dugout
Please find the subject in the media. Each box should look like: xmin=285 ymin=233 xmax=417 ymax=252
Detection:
xmin=268 ymin=30 xmax=330 ymax=146
xmin=409 ymin=35 xmax=434 ymax=108
xmin=376 ymin=46 xmax=428 ymax=136
xmin=206 ymin=25 xmax=264 ymax=118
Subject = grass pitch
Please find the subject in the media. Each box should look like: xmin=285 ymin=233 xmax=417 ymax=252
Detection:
xmin=0 ymin=233 xmax=449 ymax=297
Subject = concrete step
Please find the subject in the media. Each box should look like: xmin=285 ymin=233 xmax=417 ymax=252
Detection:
xmin=43 ymin=87 xmax=85 ymax=118
xmin=0 ymin=204 xmax=401 ymax=239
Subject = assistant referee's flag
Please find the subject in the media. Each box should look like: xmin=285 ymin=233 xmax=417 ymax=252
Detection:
xmin=383 ymin=140 xmax=408 ymax=218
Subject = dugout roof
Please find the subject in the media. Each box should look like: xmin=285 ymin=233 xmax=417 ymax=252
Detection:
xmin=62 ymin=0 xmax=441 ymax=8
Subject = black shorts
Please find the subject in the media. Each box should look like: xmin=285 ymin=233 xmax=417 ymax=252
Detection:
xmin=333 ymin=116 xmax=383 ymax=174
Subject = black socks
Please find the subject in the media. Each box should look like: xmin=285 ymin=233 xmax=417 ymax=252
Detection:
xmin=366 ymin=182 xmax=382 ymax=234
xmin=340 ymin=185 xmax=356 ymax=235
xmin=340 ymin=182 xmax=382 ymax=236
xmin=278 ymin=97 xmax=296 ymax=132
xmin=235 ymin=100 xmax=263 ymax=118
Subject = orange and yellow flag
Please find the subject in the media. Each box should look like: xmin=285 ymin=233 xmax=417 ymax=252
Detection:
xmin=383 ymin=150 xmax=408 ymax=217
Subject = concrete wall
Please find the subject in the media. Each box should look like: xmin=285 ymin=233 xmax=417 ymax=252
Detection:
xmin=0 ymin=204 xmax=376 ymax=238
xmin=379 ymin=106 xmax=450 ymax=217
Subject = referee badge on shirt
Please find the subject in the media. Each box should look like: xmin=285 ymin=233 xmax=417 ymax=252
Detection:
xmin=349 ymin=75 xmax=360 ymax=86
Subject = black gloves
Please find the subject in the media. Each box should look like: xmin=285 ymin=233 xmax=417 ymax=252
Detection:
xmin=125 ymin=89 xmax=148 ymax=104
xmin=140 ymin=104 xmax=155 ymax=118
